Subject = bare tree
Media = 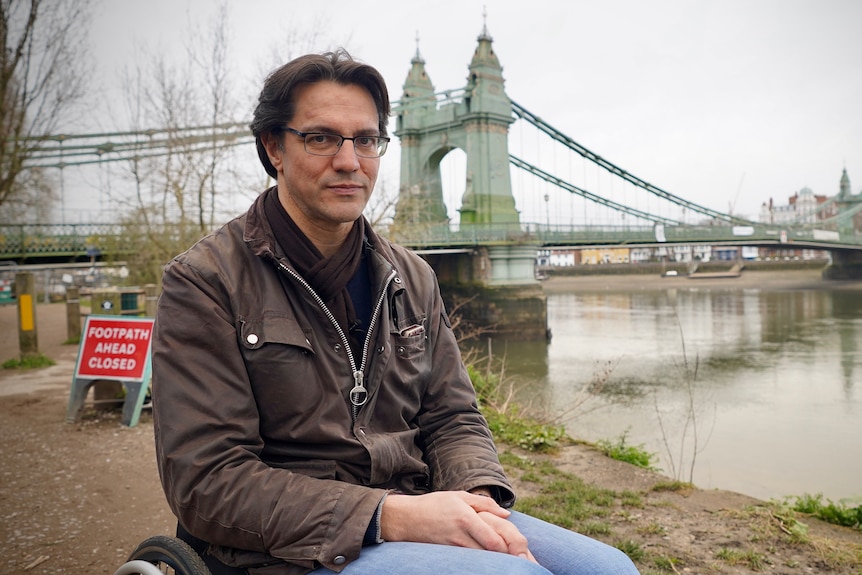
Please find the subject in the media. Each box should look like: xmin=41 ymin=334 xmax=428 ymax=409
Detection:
xmin=363 ymin=174 xmax=399 ymax=230
xmin=107 ymin=3 xmax=250 ymax=284
xmin=100 ymin=5 xmax=349 ymax=283
xmin=0 ymin=0 xmax=93 ymax=215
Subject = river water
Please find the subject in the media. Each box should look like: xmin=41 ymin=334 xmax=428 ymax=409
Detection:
xmin=495 ymin=274 xmax=862 ymax=504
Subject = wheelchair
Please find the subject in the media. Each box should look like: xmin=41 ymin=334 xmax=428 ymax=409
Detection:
xmin=113 ymin=535 xmax=211 ymax=575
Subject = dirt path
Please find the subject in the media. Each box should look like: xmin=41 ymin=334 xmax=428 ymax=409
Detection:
xmin=1 ymin=291 xmax=860 ymax=574
xmin=1 ymin=303 xmax=174 ymax=574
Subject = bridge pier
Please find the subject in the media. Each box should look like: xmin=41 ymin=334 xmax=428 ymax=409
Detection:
xmin=823 ymin=249 xmax=862 ymax=280
xmin=422 ymin=246 xmax=547 ymax=341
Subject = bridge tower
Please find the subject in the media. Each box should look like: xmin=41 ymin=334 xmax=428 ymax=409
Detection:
xmin=824 ymin=168 xmax=862 ymax=279
xmin=392 ymin=26 xmax=546 ymax=339
xmin=394 ymin=26 xmax=519 ymax=227
xmin=836 ymin=168 xmax=862 ymax=234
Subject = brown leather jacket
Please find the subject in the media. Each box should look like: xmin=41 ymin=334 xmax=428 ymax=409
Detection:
xmin=152 ymin=192 xmax=514 ymax=574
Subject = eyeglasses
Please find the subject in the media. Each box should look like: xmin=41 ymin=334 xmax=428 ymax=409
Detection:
xmin=283 ymin=127 xmax=390 ymax=158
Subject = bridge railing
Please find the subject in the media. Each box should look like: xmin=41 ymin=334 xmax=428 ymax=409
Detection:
xmin=0 ymin=223 xmax=140 ymax=260
xmin=392 ymin=221 xmax=862 ymax=248
xmin=2 ymin=221 xmax=860 ymax=261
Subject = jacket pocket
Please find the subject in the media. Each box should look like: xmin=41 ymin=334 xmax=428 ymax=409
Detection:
xmin=238 ymin=313 xmax=332 ymax=432
xmin=391 ymin=314 xmax=427 ymax=360
xmin=238 ymin=312 xmax=313 ymax=353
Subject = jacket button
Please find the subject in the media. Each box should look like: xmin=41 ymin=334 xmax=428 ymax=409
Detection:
xmin=334 ymin=344 xmax=341 ymax=353
xmin=377 ymin=345 xmax=385 ymax=353
xmin=333 ymin=555 xmax=346 ymax=565
xmin=246 ymin=334 xmax=259 ymax=345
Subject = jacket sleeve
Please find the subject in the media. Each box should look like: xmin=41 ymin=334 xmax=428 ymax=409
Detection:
xmin=412 ymin=274 xmax=516 ymax=507
xmin=152 ymin=256 xmax=386 ymax=572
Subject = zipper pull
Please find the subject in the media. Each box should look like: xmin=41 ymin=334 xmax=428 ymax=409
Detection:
xmin=350 ymin=370 xmax=368 ymax=406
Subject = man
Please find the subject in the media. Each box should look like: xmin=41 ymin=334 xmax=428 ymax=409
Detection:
xmin=152 ymin=49 xmax=639 ymax=575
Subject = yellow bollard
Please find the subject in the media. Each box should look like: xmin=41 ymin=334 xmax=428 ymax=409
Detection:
xmin=15 ymin=272 xmax=39 ymax=359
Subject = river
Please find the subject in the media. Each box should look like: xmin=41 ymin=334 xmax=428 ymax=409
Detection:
xmin=494 ymin=270 xmax=862 ymax=504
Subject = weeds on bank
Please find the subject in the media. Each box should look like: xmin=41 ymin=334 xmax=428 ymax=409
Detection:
xmin=471 ymin=357 xmax=653 ymax=563
xmin=649 ymin=555 xmax=681 ymax=573
xmin=714 ymin=547 xmax=767 ymax=570
xmin=499 ymin=450 xmax=649 ymax=562
xmin=651 ymin=480 xmax=693 ymax=493
xmin=2 ymin=354 xmax=55 ymax=369
xmin=728 ymin=503 xmax=862 ymax=570
xmin=596 ymin=429 xmax=657 ymax=470
xmin=468 ymin=363 xmax=567 ymax=452
xmin=512 ymin=466 xmax=646 ymax=560
xmin=785 ymin=493 xmax=862 ymax=530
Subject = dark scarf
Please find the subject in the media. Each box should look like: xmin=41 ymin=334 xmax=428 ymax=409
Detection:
xmin=264 ymin=187 xmax=366 ymax=352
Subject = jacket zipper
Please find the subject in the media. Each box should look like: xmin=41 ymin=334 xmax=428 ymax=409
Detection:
xmin=276 ymin=261 xmax=397 ymax=421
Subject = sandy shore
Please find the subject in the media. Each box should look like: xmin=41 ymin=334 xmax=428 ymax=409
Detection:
xmin=540 ymin=268 xmax=862 ymax=293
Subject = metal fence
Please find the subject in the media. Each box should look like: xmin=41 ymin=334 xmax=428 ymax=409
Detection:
xmin=2 ymin=221 xmax=861 ymax=262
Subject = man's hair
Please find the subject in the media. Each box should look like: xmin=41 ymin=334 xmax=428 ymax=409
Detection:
xmin=250 ymin=49 xmax=391 ymax=179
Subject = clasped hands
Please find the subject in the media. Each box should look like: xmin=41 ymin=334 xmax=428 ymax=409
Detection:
xmin=380 ymin=490 xmax=537 ymax=563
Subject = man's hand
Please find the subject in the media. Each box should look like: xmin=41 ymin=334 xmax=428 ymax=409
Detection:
xmin=380 ymin=491 xmax=536 ymax=562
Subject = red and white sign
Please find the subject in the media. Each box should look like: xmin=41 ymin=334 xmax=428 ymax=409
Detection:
xmin=74 ymin=315 xmax=155 ymax=381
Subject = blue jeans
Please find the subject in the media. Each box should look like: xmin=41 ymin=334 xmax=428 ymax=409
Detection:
xmin=310 ymin=511 xmax=640 ymax=575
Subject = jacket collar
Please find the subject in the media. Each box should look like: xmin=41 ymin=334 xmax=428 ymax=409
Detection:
xmin=243 ymin=188 xmax=399 ymax=286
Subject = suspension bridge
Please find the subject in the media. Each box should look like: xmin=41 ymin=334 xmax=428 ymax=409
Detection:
xmin=4 ymin=27 xmax=862 ymax=335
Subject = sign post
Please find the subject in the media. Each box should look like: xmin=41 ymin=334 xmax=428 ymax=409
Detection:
xmin=66 ymin=315 xmax=155 ymax=427
xmin=15 ymin=272 xmax=39 ymax=359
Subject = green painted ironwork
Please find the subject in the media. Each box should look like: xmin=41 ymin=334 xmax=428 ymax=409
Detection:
xmin=0 ymin=223 xmax=153 ymax=261
xmin=394 ymin=27 xmax=519 ymax=228
xmin=2 ymin=220 xmax=861 ymax=264
xmin=10 ymin=25 xmax=862 ymax=265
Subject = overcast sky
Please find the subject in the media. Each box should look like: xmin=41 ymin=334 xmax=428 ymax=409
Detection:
xmin=86 ymin=0 xmax=862 ymax=224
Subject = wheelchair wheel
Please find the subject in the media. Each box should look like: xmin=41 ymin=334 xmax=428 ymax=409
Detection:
xmin=119 ymin=535 xmax=211 ymax=575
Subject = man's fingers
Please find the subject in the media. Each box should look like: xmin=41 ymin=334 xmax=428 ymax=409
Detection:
xmin=380 ymin=491 xmax=533 ymax=562
xmin=477 ymin=511 xmax=537 ymax=563
xmin=465 ymin=492 xmax=511 ymax=518
xmin=465 ymin=514 xmax=510 ymax=554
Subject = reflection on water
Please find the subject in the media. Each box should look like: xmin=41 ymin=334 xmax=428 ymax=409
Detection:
xmin=497 ymin=285 xmax=862 ymax=503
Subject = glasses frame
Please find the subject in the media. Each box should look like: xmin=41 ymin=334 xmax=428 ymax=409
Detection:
xmin=283 ymin=127 xmax=390 ymax=158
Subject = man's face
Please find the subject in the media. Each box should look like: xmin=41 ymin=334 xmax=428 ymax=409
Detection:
xmin=265 ymin=81 xmax=381 ymax=235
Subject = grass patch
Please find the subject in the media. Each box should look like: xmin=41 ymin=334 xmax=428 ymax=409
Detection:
xmin=620 ymin=490 xmax=644 ymax=508
xmin=497 ymin=451 xmax=534 ymax=471
xmin=727 ymin=504 xmax=862 ymax=570
xmin=652 ymin=480 xmax=693 ymax=493
xmin=580 ymin=521 xmax=612 ymax=536
xmin=714 ymin=547 xmax=766 ymax=570
xmin=485 ymin=409 xmax=567 ymax=452
xmin=516 ymin=475 xmax=617 ymax=529
xmin=651 ymin=555 xmax=680 ymax=572
xmin=787 ymin=493 xmax=862 ymax=530
xmin=614 ymin=539 xmax=645 ymax=562
xmin=2 ymin=354 xmax=55 ymax=369
xmin=596 ymin=429 xmax=657 ymax=470
xmin=637 ymin=522 xmax=666 ymax=536
xmin=469 ymin=363 xmax=568 ymax=452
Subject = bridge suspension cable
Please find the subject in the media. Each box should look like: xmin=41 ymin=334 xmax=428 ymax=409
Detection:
xmin=510 ymin=155 xmax=682 ymax=226
xmin=801 ymin=200 xmax=862 ymax=228
xmin=21 ymin=123 xmax=253 ymax=169
xmin=510 ymin=101 xmax=756 ymax=226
